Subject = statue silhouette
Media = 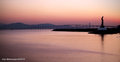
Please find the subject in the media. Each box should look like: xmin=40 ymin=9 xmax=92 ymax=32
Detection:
xmin=100 ymin=16 xmax=104 ymax=28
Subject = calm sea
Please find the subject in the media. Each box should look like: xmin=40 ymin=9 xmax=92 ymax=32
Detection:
xmin=0 ymin=29 xmax=120 ymax=62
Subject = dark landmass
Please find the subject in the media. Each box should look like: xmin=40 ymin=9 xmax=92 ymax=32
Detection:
xmin=89 ymin=28 xmax=120 ymax=34
xmin=0 ymin=22 xmax=120 ymax=34
xmin=0 ymin=23 xmax=73 ymax=30
xmin=53 ymin=28 xmax=97 ymax=32
xmin=0 ymin=22 xmax=118 ymax=30
xmin=53 ymin=27 xmax=120 ymax=34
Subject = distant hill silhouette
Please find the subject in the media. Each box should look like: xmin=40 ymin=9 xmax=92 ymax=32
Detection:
xmin=0 ymin=23 xmax=73 ymax=30
xmin=0 ymin=22 xmax=119 ymax=30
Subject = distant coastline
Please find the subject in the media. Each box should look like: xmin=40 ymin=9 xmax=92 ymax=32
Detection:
xmin=0 ymin=23 xmax=71 ymax=30
xmin=0 ymin=22 xmax=119 ymax=30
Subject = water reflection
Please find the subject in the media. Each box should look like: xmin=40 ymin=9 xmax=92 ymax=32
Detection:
xmin=99 ymin=34 xmax=105 ymax=51
xmin=97 ymin=34 xmax=105 ymax=62
xmin=96 ymin=33 xmax=120 ymax=62
xmin=0 ymin=30 xmax=120 ymax=62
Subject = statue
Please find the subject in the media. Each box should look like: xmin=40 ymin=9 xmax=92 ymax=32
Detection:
xmin=98 ymin=16 xmax=107 ymax=30
xmin=100 ymin=16 xmax=104 ymax=28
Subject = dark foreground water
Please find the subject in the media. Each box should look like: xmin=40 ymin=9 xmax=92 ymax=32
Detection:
xmin=0 ymin=29 xmax=120 ymax=62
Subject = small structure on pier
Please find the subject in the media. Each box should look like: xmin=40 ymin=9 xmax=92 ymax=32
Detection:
xmin=98 ymin=16 xmax=107 ymax=30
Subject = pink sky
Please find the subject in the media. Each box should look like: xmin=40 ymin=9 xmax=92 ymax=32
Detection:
xmin=0 ymin=0 xmax=120 ymax=25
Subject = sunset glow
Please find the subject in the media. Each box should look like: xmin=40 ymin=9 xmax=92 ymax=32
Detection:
xmin=0 ymin=0 xmax=120 ymax=25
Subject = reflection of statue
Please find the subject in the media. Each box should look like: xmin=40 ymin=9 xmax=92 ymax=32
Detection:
xmin=100 ymin=34 xmax=104 ymax=49
xmin=100 ymin=16 xmax=104 ymax=28
xmin=99 ymin=34 xmax=105 ymax=62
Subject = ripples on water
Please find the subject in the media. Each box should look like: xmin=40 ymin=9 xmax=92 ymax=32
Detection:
xmin=0 ymin=29 xmax=120 ymax=62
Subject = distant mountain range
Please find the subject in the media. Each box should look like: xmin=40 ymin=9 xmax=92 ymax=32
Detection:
xmin=0 ymin=23 xmax=73 ymax=30
xmin=0 ymin=23 xmax=119 ymax=30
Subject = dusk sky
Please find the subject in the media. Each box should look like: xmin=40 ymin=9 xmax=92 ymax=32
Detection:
xmin=0 ymin=0 xmax=120 ymax=25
